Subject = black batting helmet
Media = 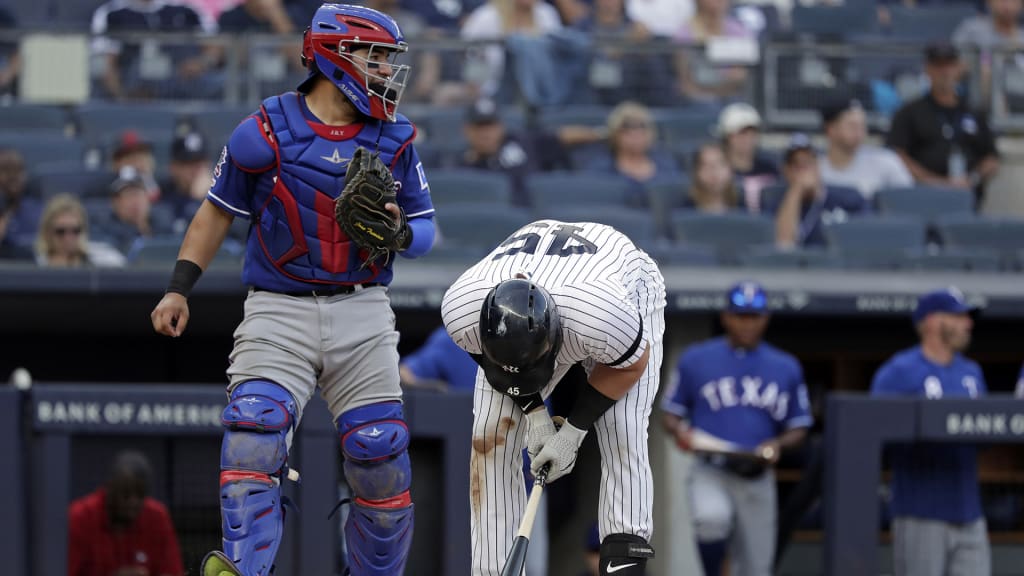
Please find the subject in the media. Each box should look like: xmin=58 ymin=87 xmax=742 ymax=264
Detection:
xmin=478 ymin=279 xmax=562 ymax=397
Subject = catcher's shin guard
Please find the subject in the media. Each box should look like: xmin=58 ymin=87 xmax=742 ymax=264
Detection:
xmin=599 ymin=533 xmax=655 ymax=576
xmin=337 ymin=401 xmax=415 ymax=576
xmin=219 ymin=381 xmax=297 ymax=576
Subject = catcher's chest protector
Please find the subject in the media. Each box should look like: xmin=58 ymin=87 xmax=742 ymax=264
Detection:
xmin=255 ymin=93 xmax=414 ymax=283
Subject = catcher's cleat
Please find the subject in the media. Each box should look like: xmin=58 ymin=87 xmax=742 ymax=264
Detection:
xmin=202 ymin=551 xmax=243 ymax=576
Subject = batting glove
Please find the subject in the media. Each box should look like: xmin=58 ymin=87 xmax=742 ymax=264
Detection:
xmin=525 ymin=408 xmax=557 ymax=461
xmin=530 ymin=421 xmax=587 ymax=482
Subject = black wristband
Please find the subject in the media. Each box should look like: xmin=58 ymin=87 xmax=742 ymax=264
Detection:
xmin=567 ymin=383 xmax=617 ymax=430
xmin=510 ymin=391 xmax=545 ymax=413
xmin=166 ymin=259 xmax=203 ymax=297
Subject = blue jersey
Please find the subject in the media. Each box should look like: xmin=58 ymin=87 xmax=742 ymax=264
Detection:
xmin=661 ymin=337 xmax=813 ymax=449
xmin=401 ymin=326 xmax=479 ymax=390
xmin=870 ymin=346 xmax=986 ymax=523
xmin=207 ymin=92 xmax=435 ymax=291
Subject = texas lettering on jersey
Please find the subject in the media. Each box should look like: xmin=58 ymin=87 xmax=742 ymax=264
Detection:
xmin=699 ymin=376 xmax=794 ymax=420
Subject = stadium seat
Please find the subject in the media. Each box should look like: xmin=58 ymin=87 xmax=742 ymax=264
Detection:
xmin=934 ymin=215 xmax=1024 ymax=270
xmin=527 ymin=172 xmax=629 ymax=210
xmin=434 ymin=204 xmax=534 ymax=252
xmin=759 ymin=184 xmax=788 ymax=212
xmin=901 ymin=249 xmax=1001 ymax=272
xmin=413 ymin=107 xmax=468 ymax=153
xmin=180 ymin=106 xmax=255 ymax=153
xmin=885 ymin=6 xmax=980 ymax=42
xmin=127 ymin=236 xmax=242 ymax=268
xmin=424 ymin=169 xmax=511 ymax=207
xmin=738 ymin=246 xmax=840 ymax=269
xmin=543 ymin=205 xmax=657 ymax=251
xmin=669 ymin=210 xmax=776 ymax=265
xmin=0 ymin=105 xmax=72 ymax=135
xmin=537 ymin=106 xmax=611 ymax=129
xmin=0 ymin=134 xmax=86 ymax=169
xmin=646 ymin=243 xmax=720 ymax=267
xmin=825 ymin=216 xmax=927 ymax=269
xmin=29 ymin=168 xmax=116 ymax=199
xmin=874 ymin=186 xmax=974 ymax=223
xmin=790 ymin=5 xmax=878 ymax=38
xmin=425 ymin=244 xmax=489 ymax=263
xmin=75 ymin=103 xmax=181 ymax=144
xmin=653 ymin=109 xmax=717 ymax=145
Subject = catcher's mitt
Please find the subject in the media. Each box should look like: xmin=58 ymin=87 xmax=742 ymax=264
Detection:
xmin=335 ymin=146 xmax=411 ymax=268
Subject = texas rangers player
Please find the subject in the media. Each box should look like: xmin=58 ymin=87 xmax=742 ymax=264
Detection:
xmin=441 ymin=219 xmax=665 ymax=576
xmin=661 ymin=281 xmax=812 ymax=576
xmin=149 ymin=5 xmax=435 ymax=575
xmin=871 ymin=287 xmax=989 ymax=576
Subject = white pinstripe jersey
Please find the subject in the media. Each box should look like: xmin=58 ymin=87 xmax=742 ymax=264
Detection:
xmin=442 ymin=220 xmax=666 ymax=390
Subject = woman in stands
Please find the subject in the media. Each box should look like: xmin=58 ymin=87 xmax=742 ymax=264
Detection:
xmin=33 ymin=194 xmax=123 ymax=268
xmin=687 ymin=142 xmax=740 ymax=213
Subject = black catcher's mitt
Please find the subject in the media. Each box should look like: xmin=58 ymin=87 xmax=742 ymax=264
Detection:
xmin=335 ymin=146 xmax=411 ymax=268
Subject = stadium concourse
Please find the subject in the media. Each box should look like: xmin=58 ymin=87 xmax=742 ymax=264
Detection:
xmin=1 ymin=0 xmax=1024 ymax=575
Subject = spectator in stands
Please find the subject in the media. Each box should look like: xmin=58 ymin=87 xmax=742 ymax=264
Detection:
xmin=91 ymin=0 xmax=222 ymax=101
xmin=717 ymin=103 xmax=779 ymax=211
xmin=159 ymin=130 xmax=212 ymax=233
xmin=0 ymin=6 xmax=20 ymax=98
xmin=94 ymin=167 xmax=174 ymax=256
xmin=772 ymin=134 xmax=868 ymax=248
xmin=0 ymin=148 xmax=41 ymax=258
xmin=870 ymin=287 xmax=989 ymax=576
xmin=111 ymin=131 xmax=161 ymax=201
xmin=460 ymin=0 xmax=565 ymax=103
xmin=587 ymin=101 xmax=682 ymax=207
xmin=819 ymin=98 xmax=913 ymax=200
xmin=399 ymin=325 xmax=479 ymax=390
xmin=886 ymin=42 xmax=1000 ymax=208
xmin=626 ymin=0 xmax=693 ymax=38
xmin=33 ymin=194 xmax=125 ymax=268
xmin=218 ymin=0 xmax=301 ymax=32
xmin=404 ymin=0 xmax=487 ymax=30
xmin=674 ymin=0 xmax=753 ymax=105
xmin=460 ymin=97 xmax=605 ymax=206
xmin=954 ymin=0 xmax=1024 ymax=108
xmin=661 ymin=281 xmax=812 ymax=576
xmin=686 ymin=142 xmax=740 ymax=213
xmin=68 ymin=450 xmax=184 ymax=576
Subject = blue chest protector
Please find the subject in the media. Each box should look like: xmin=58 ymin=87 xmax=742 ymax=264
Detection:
xmin=250 ymin=93 xmax=414 ymax=285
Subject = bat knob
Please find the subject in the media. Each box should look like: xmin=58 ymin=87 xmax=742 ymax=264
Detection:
xmin=759 ymin=446 xmax=776 ymax=462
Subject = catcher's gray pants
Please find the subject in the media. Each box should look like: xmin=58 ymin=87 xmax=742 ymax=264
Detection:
xmin=892 ymin=517 xmax=990 ymax=576
xmin=227 ymin=286 xmax=402 ymax=423
xmin=690 ymin=461 xmax=776 ymax=576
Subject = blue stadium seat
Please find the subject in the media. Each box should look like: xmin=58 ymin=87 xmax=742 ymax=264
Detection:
xmin=0 ymin=134 xmax=86 ymax=169
xmin=759 ymin=184 xmax=788 ymax=212
xmin=901 ymin=249 xmax=1001 ymax=272
xmin=875 ymin=185 xmax=974 ymax=223
xmin=29 ymin=168 xmax=116 ymax=199
xmin=527 ymin=172 xmax=629 ymax=210
xmin=434 ymin=204 xmax=534 ymax=252
xmin=424 ymin=169 xmax=511 ymax=206
xmin=646 ymin=243 xmax=720 ymax=267
xmin=825 ymin=216 xmax=927 ymax=269
xmin=653 ymin=109 xmax=716 ymax=145
xmin=537 ymin=106 xmax=611 ymax=129
xmin=886 ymin=6 xmax=980 ymax=42
xmin=181 ymin=106 xmax=255 ymax=152
xmin=543 ymin=206 xmax=657 ymax=251
xmin=412 ymin=107 xmax=467 ymax=153
xmin=934 ymin=215 xmax=1024 ymax=270
xmin=669 ymin=210 xmax=776 ymax=265
xmin=127 ymin=236 xmax=242 ymax=268
xmin=738 ymin=246 xmax=840 ymax=269
xmin=0 ymin=105 xmax=72 ymax=135
xmin=425 ymin=244 xmax=489 ymax=263
xmin=790 ymin=5 xmax=878 ymax=38
xmin=75 ymin=104 xmax=181 ymax=144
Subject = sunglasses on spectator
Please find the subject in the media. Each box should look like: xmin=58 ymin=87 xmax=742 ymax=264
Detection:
xmin=52 ymin=226 xmax=83 ymax=237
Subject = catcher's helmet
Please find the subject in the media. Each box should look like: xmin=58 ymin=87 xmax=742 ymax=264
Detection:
xmin=478 ymin=279 xmax=562 ymax=397
xmin=299 ymin=4 xmax=409 ymax=121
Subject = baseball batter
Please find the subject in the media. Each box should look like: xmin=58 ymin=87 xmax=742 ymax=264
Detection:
xmin=661 ymin=281 xmax=812 ymax=576
xmin=441 ymin=219 xmax=666 ymax=576
xmin=150 ymin=5 xmax=434 ymax=576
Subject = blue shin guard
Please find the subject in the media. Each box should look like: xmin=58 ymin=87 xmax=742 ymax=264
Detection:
xmin=219 ymin=381 xmax=297 ymax=576
xmin=337 ymin=401 xmax=415 ymax=576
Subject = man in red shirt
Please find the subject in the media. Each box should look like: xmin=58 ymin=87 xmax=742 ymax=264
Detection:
xmin=68 ymin=451 xmax=184 ymax=576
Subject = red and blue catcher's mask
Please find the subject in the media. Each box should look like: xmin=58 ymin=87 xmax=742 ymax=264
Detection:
xmin=299 ymin=4 xmax=409 ymax=122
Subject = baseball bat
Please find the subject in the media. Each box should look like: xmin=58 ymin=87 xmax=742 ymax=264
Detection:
xmin=499 ymin=466 xmax=549 ymax=576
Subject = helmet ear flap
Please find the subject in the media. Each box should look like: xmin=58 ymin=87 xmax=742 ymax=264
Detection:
xmin=300 ymin=27 xmax=313 ymax=68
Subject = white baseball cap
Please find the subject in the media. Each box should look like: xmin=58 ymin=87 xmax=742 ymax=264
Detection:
xmin=717 ymin=103 xmax=762 ymax=137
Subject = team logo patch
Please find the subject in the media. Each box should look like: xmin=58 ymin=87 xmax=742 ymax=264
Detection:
xmin=320 ymin=148 xmax=350 ymax=165
xmin=502 ymin=365 xmax=520 ymax=373
xmin=416 ymin=161 xmax=429 ymax=190
xmin=213 ymin=146 xmax=227 ymax=179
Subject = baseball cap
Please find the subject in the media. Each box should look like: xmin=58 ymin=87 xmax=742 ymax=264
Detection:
xmin=912 ymin=287 xmax=978 ymax=324
xmin=783 ymin=132 xmax=816 ymax=164
xmin=110 ymin=166 xmax=147 ymax=195
xmin=113 ymin=130 xmax=152 ymax=160
xmin=726 ymin=281 xmax=768 ymax=313
xmin=820 ymin=97 xmax=865 ymax=126
xmin=172 ymin=130 xmax=208 ymax=162
xmin=717 ymin=103 xmax=762 ymax=137
xmin=465 ymin=98 xmax=501 ymax=125
xmin=925 ymin=41 xmax=960 ymax=63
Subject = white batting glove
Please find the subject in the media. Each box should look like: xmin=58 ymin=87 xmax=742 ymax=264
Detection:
xmin=525 ymin=408 xmax=557 ymax=461
xmin=530 ymin=421 xmax=587 ymax=482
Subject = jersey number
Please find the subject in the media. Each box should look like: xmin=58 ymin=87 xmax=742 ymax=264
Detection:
xmin=493 ymin=223 xmax=599 ymax=260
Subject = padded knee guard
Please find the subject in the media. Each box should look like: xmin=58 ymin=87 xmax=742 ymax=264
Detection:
xmin=219 ymin=380 xmax=297 ymax=576
xmin=599 ymin=533 xmax=655 ymax=576
xmin=337 ymin=401 xmax=414 ymax=576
